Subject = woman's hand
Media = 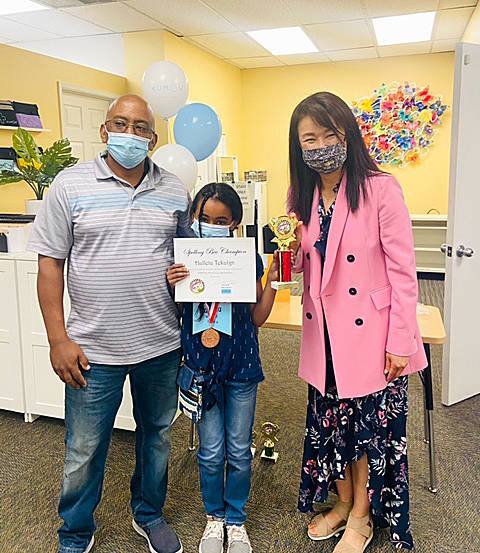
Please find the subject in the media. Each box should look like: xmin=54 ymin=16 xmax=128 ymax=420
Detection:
xmin=166 ymin=263 xmax=189 ymax=288
xmin=288 ymin=212 xmax=303 ymax=255
xmin=384 ymin=353 xmax=409 ymax=382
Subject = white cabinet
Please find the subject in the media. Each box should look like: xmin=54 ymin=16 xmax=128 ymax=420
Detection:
xmin=411 ymin=214 xmax=448 ymax=274
xmin=2 ymin=254 xmax=135 ymax=431
xmin=0 ymin=258 xmax=25 ymax=413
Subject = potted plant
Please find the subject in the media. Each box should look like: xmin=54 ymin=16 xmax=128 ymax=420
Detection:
xmin=0 ymin=128 xmax=78 ymax=214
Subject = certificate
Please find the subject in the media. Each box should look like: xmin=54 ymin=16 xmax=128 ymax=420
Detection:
xmin=173 ymin=237 xmax=257 ymax=302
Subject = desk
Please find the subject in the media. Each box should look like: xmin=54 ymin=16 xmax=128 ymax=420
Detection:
xmin=264 ymin=295 xmax=446 ymax=493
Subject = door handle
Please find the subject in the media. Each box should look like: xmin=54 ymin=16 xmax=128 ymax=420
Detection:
xmin=440 ymin=243 xmax=452 ymax=257
xmin=456 ymin=244 xmax=474 ymax=258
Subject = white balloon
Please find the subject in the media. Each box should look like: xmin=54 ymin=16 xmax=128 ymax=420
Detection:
xmin=142 ymin=61 xmax=189 ymax=120
xmin=152 ymin=144 xmax=198 ymax=193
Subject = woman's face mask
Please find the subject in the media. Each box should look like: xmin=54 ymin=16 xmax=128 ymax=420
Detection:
xmin=191 ymin=219 xmax=231 ymax=238
xmin=302 ymin=142 xmax=347 ymax=174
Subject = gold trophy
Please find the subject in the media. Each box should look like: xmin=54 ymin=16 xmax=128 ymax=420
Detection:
xmin=268 ymin=215 xmax=298 ymax=290
xmin=260 ymin=421 xmax=279 ymax=462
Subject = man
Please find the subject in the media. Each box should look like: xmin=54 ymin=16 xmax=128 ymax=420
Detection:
xmin=28 ymin=94 xmax=191 ymax=553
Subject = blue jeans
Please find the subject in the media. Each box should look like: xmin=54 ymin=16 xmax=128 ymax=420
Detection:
xmin=197 ymin=381 xmax=258 ymax=526
xmin=58 ymin=348 xmax=181 ymax=553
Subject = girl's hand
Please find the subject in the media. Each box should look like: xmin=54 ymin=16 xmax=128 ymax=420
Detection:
xmin=384 ymin=353 xmax=409 ymax=382
xmin=166 ymin=263 xmax=189 ymax=288
xmin=266 ymin=251 xmax=279 ymax=283
xmin=288 ymin=213 xmax=303 ymax=254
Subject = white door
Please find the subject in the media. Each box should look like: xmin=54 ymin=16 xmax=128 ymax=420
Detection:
xmin=442 ymin=42 xmax=480 ymax=406
xmin=60 ymin=90 xmax=113 ymax=162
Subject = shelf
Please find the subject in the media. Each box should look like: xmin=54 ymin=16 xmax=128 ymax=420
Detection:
xmin=416 ymin=267 xmax=446 ymax=274
xmin=412 ymin=226 xmax=446 ymax=231
xmin=414 ymin=247 xmax=443 ymax=252
xmin=410 ymin=214 xmax=447 ymax=222
xmin=0 ymin=126 xmax=51 ymax=132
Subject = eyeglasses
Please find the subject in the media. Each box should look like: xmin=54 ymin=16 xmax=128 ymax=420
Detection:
xmin=105 ymin=119 xmax=154 ymax=138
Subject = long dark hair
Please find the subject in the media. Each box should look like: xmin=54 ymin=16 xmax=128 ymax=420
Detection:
xmin=191 ymin=182 xmax=243 ymax=234
xmin=191 ymin=182 xmax=243 ymax=320
xmin=289 ymin=91 xmax=383 ymax=225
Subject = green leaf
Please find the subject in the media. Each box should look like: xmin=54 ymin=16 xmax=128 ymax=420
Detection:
xmin=12 ymin=128 xmax=41 ymax=163
xmin=40 ymin=139 xmax=78 ymax=179
xmin=0 ymin=169 xmax=24 ymax=185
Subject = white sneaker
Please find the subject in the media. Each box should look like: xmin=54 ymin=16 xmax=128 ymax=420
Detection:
xmin=226 ymin=524 xmax=252 ymax=553
xmin=199 ymin=518 xmax=224 ymax=553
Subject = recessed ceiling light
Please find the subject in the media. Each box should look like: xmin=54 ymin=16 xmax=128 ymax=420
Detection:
xmin=372 ymin=11 xmax=436 ymax=46
xmin=0 ymin=0 xmax=49 ymax=16
xmin=247 ymin=27 xmax=318 ymax=56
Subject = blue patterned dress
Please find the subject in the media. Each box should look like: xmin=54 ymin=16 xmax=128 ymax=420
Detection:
xmin=298 ymin=189 xmax=414 ymax=550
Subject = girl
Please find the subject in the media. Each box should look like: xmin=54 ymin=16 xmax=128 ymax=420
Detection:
xmin=288 ymin=92 xmax=427 ymax=552
xmin=167 ymin=182 xmax=278 ymax=553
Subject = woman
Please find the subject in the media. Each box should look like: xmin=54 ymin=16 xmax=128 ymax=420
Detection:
xmin=288 ymin=92 xmax=427 ymax=552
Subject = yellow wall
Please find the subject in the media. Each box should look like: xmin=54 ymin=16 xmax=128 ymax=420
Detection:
xmin=123 ymin=30 xmax=168 ymax=145
xmin=162 ymin=32 xmax=243 ymax=158
xmin=0 ymin=36 xmax=454 ymax=218
xmin=240 ymin=52 xmax=454 ymax=217
xmin=123 ymin=31 xmax=243 ymax=156
xmin=0 ymin=44 xmax=127 ymax=213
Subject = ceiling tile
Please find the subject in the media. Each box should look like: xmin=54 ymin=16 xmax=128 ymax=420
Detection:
xmin=364 ymin=0 xmax=437 ymax=18
xmin=433 ymin=7 xmax=475 ymax=40
xmin=305 ymin=20 xmax=374 ymax=51
xmin=201 ymin=0 xmax=295 ymax=31
xmin=62 ymin=3 xmax=163 ymax=33
xmin=438 ymin=0 xmax=477 ymax=7
xmin=0 ymin=18 xmax=59 ymax=42
xmin=229 ymin=56 xmax=284 ymax=68
xmin=327 ymin=46 xmax=378 ymax=61
xmin=125 ymin=0 xmax=236 ymax=35
xmin=279 ymin=0 xmax=367 ymax=24
xmin=5 ymin=9 xmax=111 ymax=36
xmin=431 ymin=38 xmax=458 ymax=52
xmin=189 ymin=32 xmax=269 ymax=58
xmin=378 ymin=41 xmax=431 ymax=57
xmin=276 ymin=52 xmax=330 ymax=65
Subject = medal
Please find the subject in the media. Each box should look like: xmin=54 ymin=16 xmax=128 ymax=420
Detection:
xmin=201 ymin=303 xmax=221 ymax=348
xmin=201 ymin=328 xmax=220 ymax=348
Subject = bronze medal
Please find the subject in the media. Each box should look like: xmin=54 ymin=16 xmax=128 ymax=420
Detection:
xmin=201 ymin=328 xmax=220 ymax=348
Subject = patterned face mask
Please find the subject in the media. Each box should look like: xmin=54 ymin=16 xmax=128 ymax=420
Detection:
xmin=302 ymin=142 xmax=347 ymax=174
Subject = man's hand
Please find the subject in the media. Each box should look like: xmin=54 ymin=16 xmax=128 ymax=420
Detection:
xmin=50 ymin=337 xmax=90 ymax=389
xmin=384 ymin=352 xmax=409 ymax=382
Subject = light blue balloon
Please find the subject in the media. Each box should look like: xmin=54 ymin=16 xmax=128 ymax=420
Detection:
xmin=174 ymin=103 xmax=222 ymax=162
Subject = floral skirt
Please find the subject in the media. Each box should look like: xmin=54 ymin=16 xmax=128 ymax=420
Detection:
xmin=298 ymin=342 xmax=413 ymax=550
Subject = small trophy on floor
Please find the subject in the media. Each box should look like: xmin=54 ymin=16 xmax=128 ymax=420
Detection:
xmin=260 ymin=422 xmax=279 ymax=462
xmin=268 ymin=215 xmax=298 ymax=290
xmin=251 ymin=430 xmax=257 ymax=457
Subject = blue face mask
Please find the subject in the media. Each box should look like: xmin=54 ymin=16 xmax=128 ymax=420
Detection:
xmin=106 ymin=132 xmax=150 ymax=169
xmin=191 ymin=219 xmax=231 ymax=238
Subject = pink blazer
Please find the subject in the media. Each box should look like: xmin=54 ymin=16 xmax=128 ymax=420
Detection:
xmin=290 ymin=172 xmax=427 ymax=399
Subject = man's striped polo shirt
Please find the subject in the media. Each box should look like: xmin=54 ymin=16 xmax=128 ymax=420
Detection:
xmin=28 ymin=152 xmax=193 ymax=365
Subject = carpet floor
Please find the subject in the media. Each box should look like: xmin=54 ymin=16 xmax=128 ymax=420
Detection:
xmin=0 ymin=279 xmax=479 ymax=553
